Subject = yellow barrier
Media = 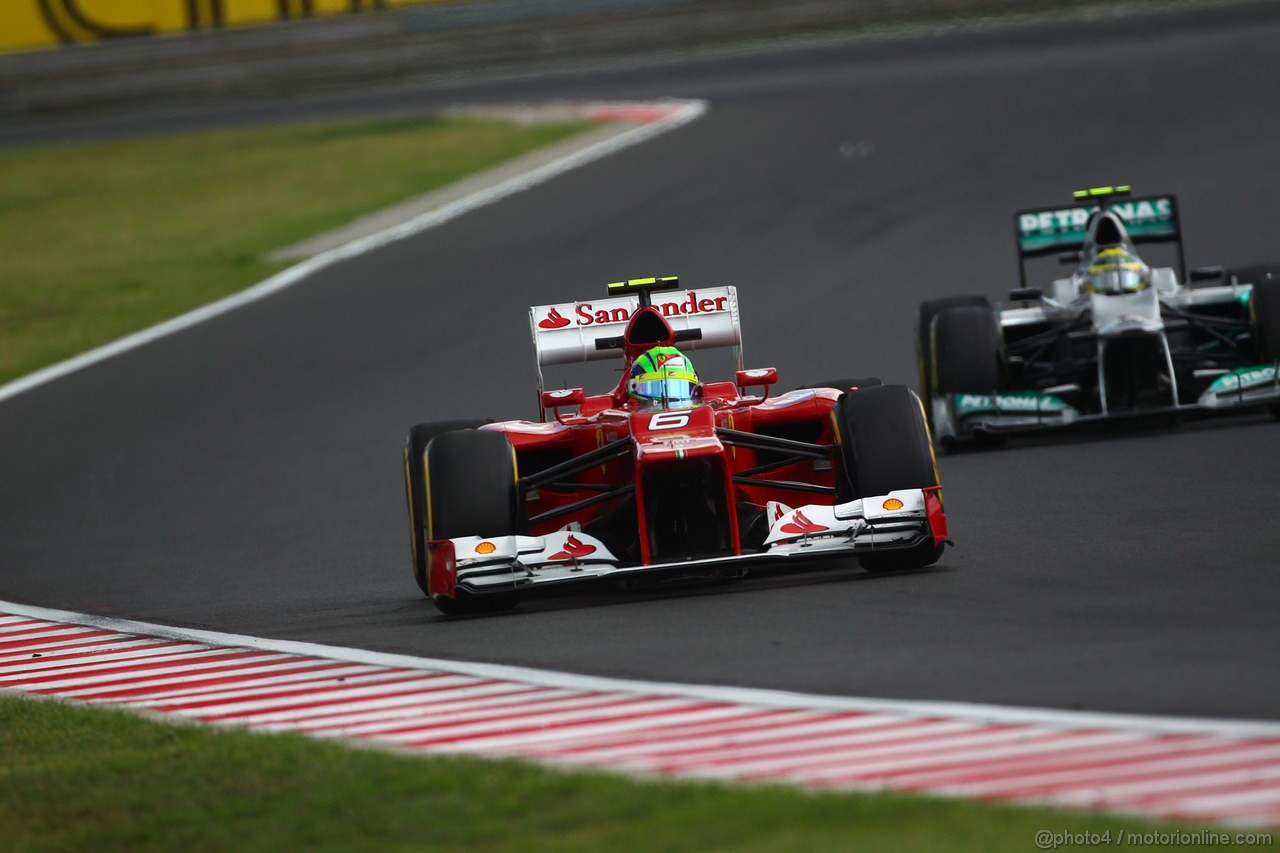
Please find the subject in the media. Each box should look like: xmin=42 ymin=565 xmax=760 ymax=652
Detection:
xmin=1 ymin=0 xmax=458 ymax=54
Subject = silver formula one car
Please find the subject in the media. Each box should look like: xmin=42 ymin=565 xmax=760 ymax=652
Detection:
xmin=917 ymin=186 xmax=1280 ymax=445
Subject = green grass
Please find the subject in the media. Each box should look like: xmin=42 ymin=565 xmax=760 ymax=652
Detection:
xmin=0 ymin=115 xmax=590 ymax=385
xmin=0 ymin=694 xmax=1227 ymax=853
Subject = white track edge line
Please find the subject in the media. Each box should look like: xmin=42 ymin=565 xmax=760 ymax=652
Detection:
xmin=5 ymin=598 xmax=1280 ymax=738
xmin=0 ymin=99 xmax=708 ymax=405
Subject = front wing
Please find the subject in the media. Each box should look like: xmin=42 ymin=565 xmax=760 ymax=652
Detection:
xmin=935 ymin=365 xmax=1280 ymax=442
xmin=427 ymin=488 xmax=947 ymax=598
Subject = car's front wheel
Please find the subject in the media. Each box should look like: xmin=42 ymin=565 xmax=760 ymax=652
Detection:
xmin=1241 ymin=267 xmax=1280 ymax=358
xmin=1241 ymin=266 xmax=1280 ymax=419
xmin=932 ymin=305 xmax=1003 ymax=396
xmin=931 ymin=304 xmax=1005 ymax=445
xmin=832 ymin=384 xmax=943 ymax=572
xmin=404 ymin=420 xmax=491 ymax=596
xmin=916 ymin=295 xmax=990 ymax=426
xmin=424 ymin=428 xmax=522 ymax=615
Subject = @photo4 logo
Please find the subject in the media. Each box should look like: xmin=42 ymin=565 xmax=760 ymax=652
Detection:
xmin=1034 ymin=829 xmax=1272 ymax=850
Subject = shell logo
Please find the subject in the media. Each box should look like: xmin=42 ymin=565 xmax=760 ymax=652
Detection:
xmin=475 ymin=541 xmax=497 ymax=555
xmin=882 ymin=498 xmax=904 ymax=511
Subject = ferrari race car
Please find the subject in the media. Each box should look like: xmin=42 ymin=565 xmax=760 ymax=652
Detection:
xmin=918 ymin=185 xmax=1280 ymax=445
xmin=403 ymin=276 xmax=947 ymax=615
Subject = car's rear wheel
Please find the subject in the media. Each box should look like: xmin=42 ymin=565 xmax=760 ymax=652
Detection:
xmin=916 ymin=295 xmax=989 ymax=424
xmin=404 ymin=420 xmax=490 ymax=595
xmin=424 ymin=428 xmax=522 ymax=615
xmin=832 ymin=385 xmax=943 ymax=572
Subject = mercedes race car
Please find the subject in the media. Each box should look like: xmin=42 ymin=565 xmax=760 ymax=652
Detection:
xmin=404 ymin=276 xmax=947 ymax=615
xmin=918 ymin=186 xmax=1280 ymax=445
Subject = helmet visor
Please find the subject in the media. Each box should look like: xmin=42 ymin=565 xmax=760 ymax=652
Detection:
xmin=1085 ymin=253 xmax=1149 ymax=294
xmin=633 ymin=374 xmax=698 ymax=407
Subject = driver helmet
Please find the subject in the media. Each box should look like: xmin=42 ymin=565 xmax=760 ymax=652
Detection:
xmin=628 ymin=346 xmax=699 ymax=409
xmin=1083 ymin=247 xmax=1151 ymax=295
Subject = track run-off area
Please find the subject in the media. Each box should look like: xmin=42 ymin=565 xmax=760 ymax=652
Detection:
xmin=5 ymin=605 xmax=1280 ymax=828
xmin=2 ymin=0 xmax=1279 ymax=828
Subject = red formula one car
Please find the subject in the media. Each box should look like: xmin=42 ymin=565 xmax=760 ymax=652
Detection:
xmin=403 ymin=277 xmax=948 ymax=615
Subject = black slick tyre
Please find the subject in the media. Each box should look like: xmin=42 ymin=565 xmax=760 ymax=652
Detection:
xmin=931 ymin=305 xmax=1004 ymax=446
xmin=932 ymin=305 xmax=1002 ymax=396
xmin=1242 ymin=267 xmax=1280 ymax=360
xmin=1242 ymin=267 xmax=1280 ymax=419
xmin=403 ymin=419 xmax=489 ymax=597
xmin=424 ymin=428 xmax=521 ymax=615
xmin=916 ymin=295 xmax=989 ymax=424
xmin=832 ymin=385 xmax=943 ymax=572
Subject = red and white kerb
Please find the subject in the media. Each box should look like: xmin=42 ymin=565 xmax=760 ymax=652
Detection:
xmin=2 ymin=609 xmax=1279 ymax=829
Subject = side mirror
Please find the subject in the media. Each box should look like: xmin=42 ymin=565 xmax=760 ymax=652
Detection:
xmin=1188 ymin=265 xmax=1224 ymax=282
xmin=1008 ymin=288 xmax=1043 ymax=303
xmin=1058 ymin=250 xmax=1082 ymax=265
xmin=735 ymin=367 xmax=778 ymax=389
xmin=542 ymin=387 xmax=585 ymax=412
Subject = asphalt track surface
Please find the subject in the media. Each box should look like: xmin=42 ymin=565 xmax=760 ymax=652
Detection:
xmin=3 ymin=2 xmax=1279 ymax=721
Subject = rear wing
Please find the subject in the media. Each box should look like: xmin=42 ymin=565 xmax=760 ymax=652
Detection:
xmin=530 ymin=286 xmax=741 ymax=367
xmin=1014 ymin=192 xmax=1184 ymax=284
xmin=529 ymin=285 xmax=742 ymax=390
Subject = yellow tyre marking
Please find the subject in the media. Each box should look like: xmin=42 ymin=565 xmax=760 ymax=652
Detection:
xmin=403 ymin=444 xmax=419 ymax=572
xmin=424 ymin=450 xmax=434 ymax=543
xmin=915 ymin=393 xmax=941 ymax=488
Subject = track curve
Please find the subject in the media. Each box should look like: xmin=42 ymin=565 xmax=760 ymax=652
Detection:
xmin=2 ymin=2 xmax=1279 ymax=719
